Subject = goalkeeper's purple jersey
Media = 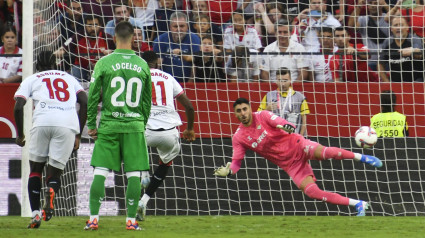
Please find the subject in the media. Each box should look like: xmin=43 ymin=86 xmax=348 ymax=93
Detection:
xmin=231 ymin=110 xmax=303 ymax=172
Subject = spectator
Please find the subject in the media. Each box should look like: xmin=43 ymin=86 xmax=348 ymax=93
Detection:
xmin=151 ymin=0 xmax=176 ymax=42
xmin=105 ymin=1 xmax=146 ymax=38
xmin=59 ymin=0 xmax=85 ymax=41
xmin=253 ymin=2 xmax=284 ymax=47
xmin=296 ymin=0 xmax=341 ymax=52
xmin=130 ymin=0 xmax=159 ymax=41
xmin=3 ymin=0 xmax=22 ymax=46
xmin=370 ymin=90 xmax=408 ymax=137
xmin=274 ymin=0 xmax=300 ymax=20
xmin=261 ymin=19 xmax=309 ymax=82
xmin=176 ymin=35 xmax=225 ymax=83
xmin=401 ymin=0 xmax=425 ymax=38
xmin=80 ymin=0 xmax=119 ymax=26
xmin=308 ymin=27 xmax=337 ymax=82
xmin=58 ymin=1 xmax=85 ymax=72
xmin=348 ymin=0 xmax=390 ymax=70
xmin=191 ymin=14 xmax=223 ymax=47
xmin=190 ymin=0 xmax=209 ymax=18
xmin=330 ymin=27 xmax=379 ymax=82
xmin=132 ymin=26 xmax=152 ymax=54
xmin=223 ymin=9 xmax=262 ymax=54
xmin=378 ymin=16 xmax=424 ymax=82
xmin=225 ymin=46 xmax=260 ymax=82
xmin=153 ymin=11 xmax=201 ymax=82
xmin=0 ymin=25 xmax=22 ymax=83
xmin=258 ymin=67 xmax=310 ymax=136
xmin=72 ymin=15 xmax=112 ymax=81
xmin=206 ymin=0 xmax=238 ymax=25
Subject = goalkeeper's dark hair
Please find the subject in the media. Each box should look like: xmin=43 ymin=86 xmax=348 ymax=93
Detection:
xmin=141 ymin=51 xmax=158 ymax=68
xmin=233 ymin=98 xmax=250 ymax=108
xmin=36 ymin=51 xmax=56 ymax=71
xmin=380 ymin=90 xmax=396 ymax=113
xmin=115 ymin=21 xmax=134 ymax=42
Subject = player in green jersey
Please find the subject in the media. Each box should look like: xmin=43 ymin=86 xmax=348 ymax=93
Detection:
xmin=84 ymin=21 xmax=151 ymax=231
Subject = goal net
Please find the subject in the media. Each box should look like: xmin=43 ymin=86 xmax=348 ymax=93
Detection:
xmin=25 ymin=0 xmax=425 ymax=217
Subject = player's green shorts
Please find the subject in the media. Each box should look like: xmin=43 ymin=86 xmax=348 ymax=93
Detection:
xmin=91 ymin=132 xmax=149 ymax=172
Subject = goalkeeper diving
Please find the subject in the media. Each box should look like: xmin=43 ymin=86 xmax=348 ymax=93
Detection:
xmin=214 ymin=98 xmax=383 ymax=216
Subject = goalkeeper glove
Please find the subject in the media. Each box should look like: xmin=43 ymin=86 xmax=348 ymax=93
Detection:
xmin=277 ymin=124 xmax=295 ymax=134
xmin=213 ymin=162 xmax=232 ymax=176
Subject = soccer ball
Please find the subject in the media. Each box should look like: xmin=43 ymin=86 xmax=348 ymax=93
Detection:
xmin=355 ymin=126 xmax=378 ymax=148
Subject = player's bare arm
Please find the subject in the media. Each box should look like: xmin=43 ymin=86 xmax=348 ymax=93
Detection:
xmin=75 ymin=91 xmax=88 ymax=150
xmin=13 ymin=97 xmax=26 ymax=147
xmin=177 ymin=93 xmax=196 ymax=142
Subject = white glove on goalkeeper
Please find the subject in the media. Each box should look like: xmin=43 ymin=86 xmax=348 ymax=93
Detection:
xmin=213 ymin=162 xmax=232 ymax=176
xmin=277 ymin=124 xmax=295 ymax=134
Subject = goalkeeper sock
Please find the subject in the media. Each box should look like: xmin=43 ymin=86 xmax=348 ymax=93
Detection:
xmin=349 ymin=198 xmax=361 ymax=206
xmin=28 ymin=172 xmax=42 ymax=211
xmin=126 ymin=176 xmax=141 ymax=218
xmin=145 ymin=164 xmax=170 ymax=197
xmin=321 ymin=147 xmax=355 ymax=160
xmin=89 ymin=175 xmax=106 ymax=216
xmin=304 ymin=183 xmax=349 ymax=206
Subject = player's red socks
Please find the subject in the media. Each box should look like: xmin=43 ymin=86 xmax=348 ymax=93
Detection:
xmin=304 ymin=183 xmax=349 ymax=206
xmin=321 ymin=147 xmax=355 ymax=160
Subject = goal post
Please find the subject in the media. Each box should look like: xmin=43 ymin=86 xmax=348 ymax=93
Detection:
xmin=21 ymin=0 xmax=33 ymax=217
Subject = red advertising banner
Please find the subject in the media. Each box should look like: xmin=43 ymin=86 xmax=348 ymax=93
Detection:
xmin=0 ymin=83 xmax=19 ymax=138
xmin=1 ymin=82 xmax=424 ymax=138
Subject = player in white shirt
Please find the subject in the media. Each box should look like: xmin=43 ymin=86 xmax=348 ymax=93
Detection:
xmin=261 ymin=19 xmax=310 ymax=82
xmin=0 ymin=25 xmax=23 ymax=83
xmin=296 ymin=0 xmax=341 ymax=52
xmin=223 ymin=9 xmax=262 ymax=52
xmin=136 ymin=51 xmax=195 ymax=221
xmin=14 ymin=51 xmax=87 ymax=229
xmin=309 ymin=27 xmax=338 ymax=82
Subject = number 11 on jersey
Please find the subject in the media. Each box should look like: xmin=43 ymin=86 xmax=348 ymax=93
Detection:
xmin=152 ymin=81 xmax=166 ymax=106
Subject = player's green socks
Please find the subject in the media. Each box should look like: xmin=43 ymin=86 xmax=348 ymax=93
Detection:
xmin=126 ymin=176 xmax=141 ymax=218
xmin=89 ymin=175 xmax=106 ymax=215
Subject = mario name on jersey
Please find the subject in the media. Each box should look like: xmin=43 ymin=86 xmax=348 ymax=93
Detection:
xmin=151 ymin=71 xmax=168 ymax=79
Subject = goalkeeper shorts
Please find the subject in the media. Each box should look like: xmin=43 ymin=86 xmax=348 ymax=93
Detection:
xmin=91 ymin=132 xmax=149 ymax=172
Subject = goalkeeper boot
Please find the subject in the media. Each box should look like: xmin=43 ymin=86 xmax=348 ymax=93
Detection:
xmin=360 ymin=155 xmax=383 ymax=168
xmin=27 ymin=213 xmax=41 ymax=229
xmin=355 ymin=201 xmax=369 ymax=216
xmin=126 ymin=220 xmax=142 ymax=230
xmin=84 ymin=218 xmax=99 ymax=230
xmin=42 ymin=187 xmax=55 ymax=221
xmin=136 ymin=200 xmax=146 ymax=221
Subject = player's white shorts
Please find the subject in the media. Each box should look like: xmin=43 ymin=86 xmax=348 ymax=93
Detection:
xmin=145 ymin=127 xmax=180 ymax=164
xmin=29 ymin=126 xmax=76 ymax=170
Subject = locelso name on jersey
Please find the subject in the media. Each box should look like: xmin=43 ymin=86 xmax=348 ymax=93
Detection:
xmin=111 ymin=63 xmax=143 ymax=72
xmin=111 ymin=111 xmax=141 ymax=118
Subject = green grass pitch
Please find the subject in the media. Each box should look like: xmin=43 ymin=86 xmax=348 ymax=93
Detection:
xmin=1 ymin=215 xmax=424 ymax=238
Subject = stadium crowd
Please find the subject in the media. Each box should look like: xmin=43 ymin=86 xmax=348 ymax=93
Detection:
xmin=1 ymin=0 xmax=425 ymax=83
